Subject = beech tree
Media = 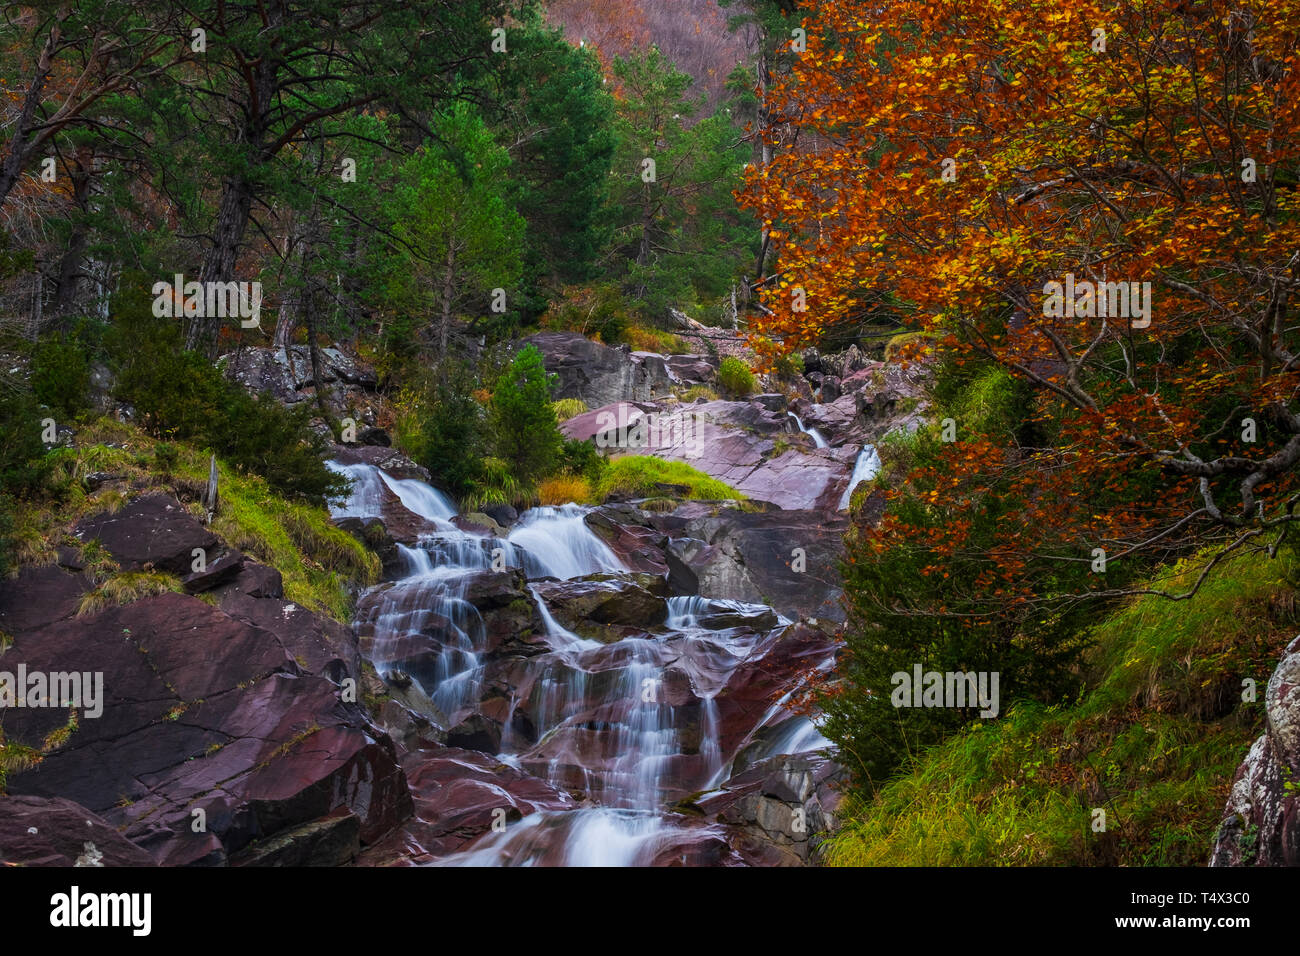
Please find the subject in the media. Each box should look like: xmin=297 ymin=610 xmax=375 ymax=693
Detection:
xmin=741 ymin=0 xmax=1300 ymax=609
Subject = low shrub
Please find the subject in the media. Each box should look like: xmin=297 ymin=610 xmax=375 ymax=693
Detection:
xmin=718 ymin=356 xmax=756 ymax=397
xmin=538 ymin=474 xmax=593 ymax=505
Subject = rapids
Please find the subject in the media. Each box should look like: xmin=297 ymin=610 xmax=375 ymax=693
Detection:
xmin=332 ymin=461 xmax=836 ymax=866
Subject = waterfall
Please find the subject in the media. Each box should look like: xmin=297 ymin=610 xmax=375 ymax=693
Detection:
xmin=340 ymin=463 xmax=832 ymax=866
xmin=788 ymin=411 xmax=829 ymax=449
xmin=665 ymin=595 xmax=712 ymax=629
xmin=838 ymin=444 xmax=881 ymax=510
xmin=507 ymin=505 xmax=623 ymax=579
xmin=326 ymin=460 xmax=457 ymax=523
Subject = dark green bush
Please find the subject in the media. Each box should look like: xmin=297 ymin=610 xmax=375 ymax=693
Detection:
xmin=718 ymin=356 xmax=756 ymax=397
xmin=0 ymin=387 xmax=52 ymax=575
xmin=560 ymin=437 xmax=608 ymax=485
xmin=394 ymin=363 xmax=490 ymax=498
xmin=106 ymin=288 xmax=346 ymax=505
xmin=30 ymin=335 xmax=92 ymax=420
xmin=490 ymin=345 xmax=565 ymax=486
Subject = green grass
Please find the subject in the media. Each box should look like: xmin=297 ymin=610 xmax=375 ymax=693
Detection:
xmin=551 ymin=398 xmax=590 ymax=422
xmin=595 ymin=456 xmax=742 ymax=502
xmin=823 ymin=546 xmax=1298 ymax=866
xmin=9 ymin=417 xmax=378 ymax=620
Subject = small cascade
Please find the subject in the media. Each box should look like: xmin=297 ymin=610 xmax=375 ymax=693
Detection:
xmin=665 ymin=595 xmax=712 ymax=629
xmin=327 ymin=460 xmax=456 ymax=524
xmin=507 ymin=505 xmax=623 ymax=579
xmin=788 ymin=411 xmax=829 ymax=449
xmin=337 ymin=463 xmax=834 ymax=866
xmin=838 ymin=444 xmax=882 ymax=509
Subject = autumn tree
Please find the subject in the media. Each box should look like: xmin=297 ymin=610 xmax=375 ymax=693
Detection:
xmin=744 ymin=0 xmax=1300 ymax=608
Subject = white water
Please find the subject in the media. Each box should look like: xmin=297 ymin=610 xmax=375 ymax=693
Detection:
xmin=788 ymin=411 xmax=829 ymax=449
xmin=327 ymin=460 xmax=457 ymax=523
xmin=507 ymin=505 xmax=623 ymax=579
xmin=838 ymin=444 xmax=881 ymax=510
xmin=334 ymin=463 xmax=831 ymax=866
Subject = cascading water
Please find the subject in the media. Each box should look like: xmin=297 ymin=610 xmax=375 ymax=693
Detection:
xmin=788 ymin=411 xmax=829 ymax=449
xmin=331 ymin=460 xmax=832 ymax=866
xmin=327 ymin=460 xmax=457 ymax=524
xmin=838 ymin=444 xmax=882 ymax=509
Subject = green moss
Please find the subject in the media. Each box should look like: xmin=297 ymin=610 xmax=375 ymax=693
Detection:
xmin=824 ymin=545 xmax=1297 ymax=866
xmin=596 ymin=456 xmax=742 ymax=502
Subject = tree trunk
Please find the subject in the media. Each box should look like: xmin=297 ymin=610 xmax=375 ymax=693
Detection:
xmin=0 ymin=22 xmax=59 ymax=212
xmin=303 ymin=282 xmax=334 ymax=430
xmin=440 ymin=241 xmax=457 ymax=364
xmin=50 ymin=153 xmax=93 ymax=322
xmin=185 ymin=174 xmax=255 ymax=354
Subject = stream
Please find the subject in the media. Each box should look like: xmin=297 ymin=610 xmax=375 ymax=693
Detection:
xmin=328 ymin=461 xmax=837 ymax=866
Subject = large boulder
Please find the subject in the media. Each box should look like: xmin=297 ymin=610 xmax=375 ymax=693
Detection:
xmin=526 ymin=332 xmax=675 ymax=408
xmin=356 ymin=746 xmax=576 ymax=865
xmin=3 ymin=591 xmax=412 ymax=866
xmin=564 ymin=399 xmax=849 ymax=512
xmin=1211 ymin=634 xmax=1300 ymax=866
xmin=329 ymin=444 xmax=431 ymax=483
xmin=695 ymin=752 xmax=844 ymax=866
xmin=587 ymin=502 xmax=849 ymax=622
xmin=531 ymin=576 xmax=668 ymax=640
xmin=0 ymin=795 xmax=157 ymax=867
xmin=75 ymin=494 xmax=219 ymax=575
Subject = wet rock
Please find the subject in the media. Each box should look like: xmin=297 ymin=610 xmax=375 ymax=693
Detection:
xmin=329 ymin=443 xmax=431 ymax=482
xmin=356 ymin=747 xmax=576 ymax=864
xmin=0 ymin=795 xmax=155 ymax=867
xmin=479 ymin=504 xmax=518 ymax=528
xmin=1211 ymin=634 xmax=1300 ymax=866
xmin=532 ymin=577 xmax=667 ymax=636
xmin=446 ymin=714 xmax=503 ymax=754
xmin=692 ymin=599 xmax=779 ymax=631
xmin=751 ymin=393 xmax=787 ymax=413
xmin=75 ymin=494 xmax=219 ymax=575
xmin=461 ymin=512 xmax=506 ymax=536
xmin=698 ymin=752 xmax=844 ymax=866
xmin=588 ymin=503 xmax=849 ymax=622
xmin=583 ymin=509 xmax=671 ymax=575
xmin=230 ymin=809 xmax=361 ymax=867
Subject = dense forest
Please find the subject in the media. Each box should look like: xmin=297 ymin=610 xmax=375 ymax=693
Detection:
xmin=0 ymin=0 xmax=1297 ymax=877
